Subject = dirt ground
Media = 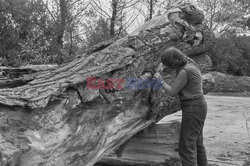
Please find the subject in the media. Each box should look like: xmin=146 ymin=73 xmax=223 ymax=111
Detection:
xmin=159 ymin=94 xmax=250 ymax=166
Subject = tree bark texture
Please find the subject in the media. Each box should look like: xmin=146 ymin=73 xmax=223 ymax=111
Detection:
xmin=0 ymin=2 xmax=215 ymax=166
xmin=110 ymin=0 xmax=118 ymax=38
xmin=57 ymin=0 xmax=67 ymax=48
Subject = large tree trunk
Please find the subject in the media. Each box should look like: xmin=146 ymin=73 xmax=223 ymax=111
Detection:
xmin=0 ymin=2 xmax=215 ymax=166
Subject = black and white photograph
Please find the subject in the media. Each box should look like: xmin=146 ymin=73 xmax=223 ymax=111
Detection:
xmin=0 ymin=0 xmax=249 ymax=165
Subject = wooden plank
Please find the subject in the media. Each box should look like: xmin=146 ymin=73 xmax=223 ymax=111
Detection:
xmin=97 ymin=120 xmax=181 ymax=166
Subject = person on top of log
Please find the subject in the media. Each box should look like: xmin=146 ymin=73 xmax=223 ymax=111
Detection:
xmin=154 ymin=47 xmax=208 ymax=166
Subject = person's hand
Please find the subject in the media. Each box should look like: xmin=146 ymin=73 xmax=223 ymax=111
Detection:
xmin=154 ymin=72 xmax=162 ymax=79
xmin=156 ymin=63 xmax=164 ymax=73
xmin=139 ymin=72 xmax=152 ymax=79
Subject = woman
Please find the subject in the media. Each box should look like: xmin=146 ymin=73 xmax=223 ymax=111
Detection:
xmin=154 ymin=47 xmax=208 ymax=166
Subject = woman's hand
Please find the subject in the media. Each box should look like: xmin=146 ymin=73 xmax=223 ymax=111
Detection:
xmin=154 ymin=72 xmax=162 ymax=79
xmin=139 ymin=72 xmax=152 ymax=79
xmin=156 ymin=63 xmax=164 ymax=73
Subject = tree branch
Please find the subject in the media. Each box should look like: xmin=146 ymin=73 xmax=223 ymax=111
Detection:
xmin=90 ymin=0 xmax=111 ymax=18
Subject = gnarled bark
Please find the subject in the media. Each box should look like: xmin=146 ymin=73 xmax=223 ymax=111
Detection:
xmin=0 ymin=2 xmax=215 ymax=166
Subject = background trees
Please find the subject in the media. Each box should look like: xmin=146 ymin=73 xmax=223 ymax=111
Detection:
xmin=0 ymin=0 xmax=90 ymax=65
xmin=84 ymin=0 xmax=142 ymax=46
xmin=0 ymin=0 xmax=48 ymax=66
xmin=209 ymin=36 xmax=250 ymax=76
xmin=194 ymin=0 xmax=250 ymax=76
xmin=0 ymin=0 xmax=249 ymax=76
xmin=194 ymin=0 xmax=250 ymax=35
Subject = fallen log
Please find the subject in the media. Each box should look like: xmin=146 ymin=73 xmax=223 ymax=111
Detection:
xmin=209 ymin=72 xmax=250 ymax=93
xmin=0 ymin=2 xmax=215 ymax=166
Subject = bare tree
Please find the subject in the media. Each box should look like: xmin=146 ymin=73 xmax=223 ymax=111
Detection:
xmin=42 ymin=0 xmax=90 ymax=49
xmin=142 ymin=0 xmax=155 ymax=21
xmin=110 ymin=0 xmax=118 ymax=37
xmin=138 ymin=0 xmax=177 ymax=21
xmin=90 ymin=0 xmax=141 ymax=38
xmin=57 ymin=0 xmax=67 ymax=48
xmin=196 ymin=0 xmax=250 ymax=35
xmin=196 ymin=0 xmax=223 ymax=31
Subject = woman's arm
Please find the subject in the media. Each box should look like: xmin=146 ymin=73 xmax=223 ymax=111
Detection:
xmin=155 ymin=69 xmax=187 ymax=97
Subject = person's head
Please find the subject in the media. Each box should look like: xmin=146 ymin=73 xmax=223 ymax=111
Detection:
xmin=160 ymin=47 xmax=187 ymax=69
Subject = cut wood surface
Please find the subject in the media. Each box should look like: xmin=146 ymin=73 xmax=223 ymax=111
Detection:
xmin=0 ymin=2 xmax=216 ymax=166
xmin=97 ymin=120 xmax=181 ymax=166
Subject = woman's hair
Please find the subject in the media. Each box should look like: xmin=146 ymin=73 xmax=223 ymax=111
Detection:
xmin=160 ymin=47 xmax=187 ymax=69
